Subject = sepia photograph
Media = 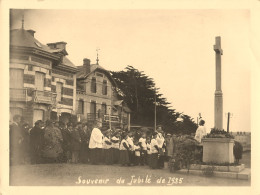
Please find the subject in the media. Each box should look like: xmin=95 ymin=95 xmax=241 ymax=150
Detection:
xmin=2 ymin=1 xmax=259 ymax=191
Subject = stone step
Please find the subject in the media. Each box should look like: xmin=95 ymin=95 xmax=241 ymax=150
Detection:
xmin=237 ymin=168 xmax=251 ymax=180
xmin=189 ymin=164 xmax=245 ymax=173
xmin=176 ymin=168 xmax=251 ymax=180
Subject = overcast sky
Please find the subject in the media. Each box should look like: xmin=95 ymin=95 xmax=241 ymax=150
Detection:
xmin=10 ymin=9 xmax=251 ymax=132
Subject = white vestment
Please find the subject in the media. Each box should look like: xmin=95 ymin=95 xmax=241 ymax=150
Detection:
xmin=89 ymin=128 xmax=103 ymax=149
xmin=194 ymin=126 xmax=207 ymax=143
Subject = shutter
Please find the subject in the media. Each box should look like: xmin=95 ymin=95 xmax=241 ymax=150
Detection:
xmin=56 ymin=82 xmax=63 ymax=102
xmin=91 ymin=78 xmax=96 ymax=93
xmin=78 ymin=100 xmax=84 ymax=114
xmin=102 ymin=80 xmax=107 ymax=95
xmin=35 ymin=72 xmax=45 ymax=91
xmin=10 ymin=69 xmax=23 ymax=88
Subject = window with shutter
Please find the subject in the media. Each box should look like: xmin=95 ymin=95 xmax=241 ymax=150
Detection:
xmin=90 ymin=101 xmax=96 ymax=114
xmin=78 ymin=100 xmax=84 ymax=114
xmin=101 ymin=103 xmax=107 ymax=115
xmin=56 ymin=82 xmax=63 ymax=102
xmin=102 ymin=80 xmax=107 ymax=95
xmin=35 ymin=72 xmax=45 ymax=91
xmin=10 ymin=69 xmax=24 ymax=88
xmin=91 ymin=77 xmax=96 ymax=93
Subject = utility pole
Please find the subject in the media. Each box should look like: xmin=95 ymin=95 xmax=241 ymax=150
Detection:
xmin=227 ymin=112 xmax=230 ymax=133
xmin=109 ymin=107 xmax=111 ymax=130
xmin=225 ymin=112 xmax=233 ymax=133
xmin=154 ymin=86 xmax=157 ymax=131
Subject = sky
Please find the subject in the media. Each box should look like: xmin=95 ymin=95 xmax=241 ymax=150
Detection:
xmin=10 ymin=9 xmax=251 ymax=132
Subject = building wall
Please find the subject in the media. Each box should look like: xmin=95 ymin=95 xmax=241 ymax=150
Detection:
xmin=76 ymin=70 xmax=114 ymax=119
xmin=51 ymin=68 xmax=75 ymax=114
xmin=10 ymin=53 xmax=77 ymax=126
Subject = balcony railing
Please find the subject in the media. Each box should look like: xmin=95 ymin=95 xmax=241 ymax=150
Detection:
xmin=103 ymin=114 xmax=120 ymax=123
xmin=10 ymin=88 xmax=27 ymax=102
xmin=87 ymin=113 xmax=99 ymax=121
xmin=87 ymin=113 xmax=121 ymax=123
xmin=33 ymin=90 xmax=56 ymax=105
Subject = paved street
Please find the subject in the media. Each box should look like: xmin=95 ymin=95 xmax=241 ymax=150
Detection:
xmin=10 ymin=163 xmax=250 ymax=186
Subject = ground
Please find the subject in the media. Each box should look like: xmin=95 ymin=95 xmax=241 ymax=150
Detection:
xmin=240 ymin=150 xmax=251 ymax=168
xmin=10 ymin=152 xmax=251 ymax=186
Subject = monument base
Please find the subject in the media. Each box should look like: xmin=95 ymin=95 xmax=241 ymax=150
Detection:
xmin=202 ymin=138 xmax=234 ymax=163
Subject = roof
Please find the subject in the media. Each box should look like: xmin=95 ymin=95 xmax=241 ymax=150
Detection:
xmin=61 ymin=56 xmax=76 ymax=68
xmin=123 ymin=105 xmax=131 ymax=113
xmin=76 ymin=64 xmax=117 ymax=86
xmin=11 ymin=28 xmax=76 ymax=70
xmin=10 ymin=29 xmax=52 ymax=53
xmin=114 ymin=100 xmax=123 ymax=106
xmin=76 ymin=64 xmax=105 ymax=78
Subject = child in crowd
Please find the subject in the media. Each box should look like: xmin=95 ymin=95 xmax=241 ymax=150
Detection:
xmin=150 ymin=132 xmax=159 ymax=169
xmin=146 ymin=137 xmax=151 ymax=167
xmin=111 ymin=131 xmax=120 ymax=164
xmin=134 ymin=141 xmax=141 ymax=166
xmin=103 ymin=131 xmax=113 ymax=165
xmin=119 ymin=133 xmax=130 ymax=166
xmin=139 ymin=133 xmax=147 ymax=165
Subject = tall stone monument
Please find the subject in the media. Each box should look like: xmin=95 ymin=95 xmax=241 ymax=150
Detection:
xmin=214 ymin=36 xmax=223 ymax=130
xmin=202 ymin=36 xmax=234 ymax=164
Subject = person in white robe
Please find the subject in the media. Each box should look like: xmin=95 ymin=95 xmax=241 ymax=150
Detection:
xmin=89 ymin=121 xmax=103 ymax=164
xmin=194 ymin=120 xmax=207 ymax=143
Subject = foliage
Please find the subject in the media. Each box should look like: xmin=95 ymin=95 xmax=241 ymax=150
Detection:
xmin=233 ymin=141 xmax=243 ymax=164
xmin=202 ymin=166 xmax=215 ymax=177
xmin=169 ymin=135 xmax=202 ymax=172
xmin=110 ymin=66 xmax=198 ymax=134
xmin=204 ymin=128 xmax=234 ymax=139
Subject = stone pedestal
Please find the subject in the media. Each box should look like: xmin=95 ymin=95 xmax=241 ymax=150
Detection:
xmin=202 ymin=138 xmax=234 ymax=163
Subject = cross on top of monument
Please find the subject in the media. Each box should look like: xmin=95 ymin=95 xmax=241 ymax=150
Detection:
xmin=214 ymin=36 xmax=223 ymax=55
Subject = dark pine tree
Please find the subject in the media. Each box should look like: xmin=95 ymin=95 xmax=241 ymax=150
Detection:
xmin=110 ymin=65 xmax=197 ymax=134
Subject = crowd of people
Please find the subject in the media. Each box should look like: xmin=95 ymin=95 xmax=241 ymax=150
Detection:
xmin=10 ymin=114 xmax=206 ymax=169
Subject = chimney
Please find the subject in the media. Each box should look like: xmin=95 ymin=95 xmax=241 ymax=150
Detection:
xmin=47 ymin=42 xmax=67 ymax=50
xmin=55 ymin=42 xmax=67 ymax=50
xmin=83 ymin=58 xmax=91 ymax=74
xmin=27 ymin=30 xmax=36 ymax=37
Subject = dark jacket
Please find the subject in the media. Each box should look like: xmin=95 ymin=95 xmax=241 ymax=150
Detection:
xmin=71 ymin=129 xmax=81 ymax=151
xmin=30 ymin=126 xmax=44 ymax=150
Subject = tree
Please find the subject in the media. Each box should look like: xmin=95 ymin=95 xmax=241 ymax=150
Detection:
xmin=111 ymin=65 xmax=197 ymax=134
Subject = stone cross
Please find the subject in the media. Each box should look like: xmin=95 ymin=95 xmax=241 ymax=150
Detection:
xmin=214 ymin=36 xmax=223 ymax=130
